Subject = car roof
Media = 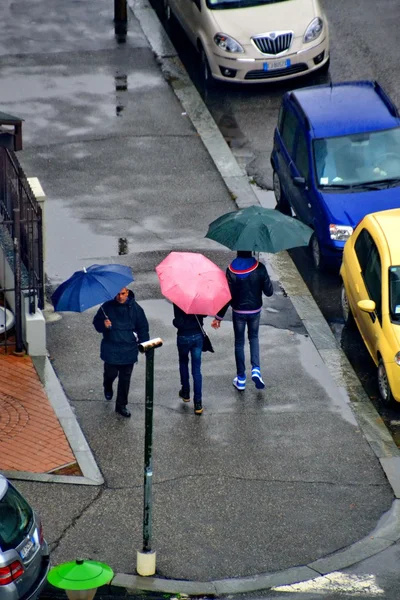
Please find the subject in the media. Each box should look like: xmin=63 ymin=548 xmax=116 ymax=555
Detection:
xmin=368 ymin=209 xmax=400 ymax=265
xmin=289 ymin=80 xmax=400 ymax=138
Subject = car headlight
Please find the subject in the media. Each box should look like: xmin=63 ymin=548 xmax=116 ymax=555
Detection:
xmin=304 ymin=17 xmax=324 ymax=43
xmin=214 ymin=33 xmax=244 ymax=53
xmin=395 ymin=352 xmax=400 ymax=366
xmin=329 ymin=224 xmax=353 ymax=241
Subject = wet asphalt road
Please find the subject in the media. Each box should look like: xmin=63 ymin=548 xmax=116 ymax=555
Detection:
xmin=151 ymin=0 xmax=400 ymax=443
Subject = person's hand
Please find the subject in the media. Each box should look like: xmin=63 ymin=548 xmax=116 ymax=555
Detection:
xmin=104 ymin=319 xmax=112 ymax=329
xmin=211 ymin=319 xmax=221 ymax=329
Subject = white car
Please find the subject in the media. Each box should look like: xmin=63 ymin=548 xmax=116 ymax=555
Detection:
xmin=164 ymin=0 xmax=330 ymax=84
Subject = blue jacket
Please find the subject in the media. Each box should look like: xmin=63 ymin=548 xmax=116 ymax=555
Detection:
xmin=217 ymin=257 xmax=273 ymax=318
xmin=93 ymin=291 xmax=149 ymax=365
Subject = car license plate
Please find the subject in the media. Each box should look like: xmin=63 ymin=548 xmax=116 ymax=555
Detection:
xmin=263 ymin=58 xmax=290 ymax=71
xmin=20 ymin=538 xmax=34 ymax=559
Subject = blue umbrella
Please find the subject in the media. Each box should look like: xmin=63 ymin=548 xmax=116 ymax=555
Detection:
xmin=52 ymin=264 xmax=134 ymax=312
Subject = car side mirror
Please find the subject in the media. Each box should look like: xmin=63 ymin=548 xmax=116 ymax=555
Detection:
xmin=357 ymin=299 xmax=376 ymax=313
xmin=293 ymin=176 xmax=306 ymax=189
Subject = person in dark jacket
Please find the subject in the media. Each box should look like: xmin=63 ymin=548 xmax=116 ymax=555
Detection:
xmin=93 ymin=287 xmax=149 ymax=418
xmin=173 ymin=303 xmax=206 ymax=415
xmin=211 ymin=251 xmax=273 ymax=391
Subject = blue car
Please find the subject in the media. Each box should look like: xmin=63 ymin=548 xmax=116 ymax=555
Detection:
xmin=270 ymin=80 xmax=400 ymax=269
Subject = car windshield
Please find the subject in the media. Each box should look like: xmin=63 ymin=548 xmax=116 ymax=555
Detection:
xmin=0 ymin=483 xmax=33 ymax=551
xmin=389 ymin=266 xmax=400 ymax=322
xmin=206 ymin=0 xmax=288 ymax=10
xmin=313 ymin=128 xmax=400 ymax=189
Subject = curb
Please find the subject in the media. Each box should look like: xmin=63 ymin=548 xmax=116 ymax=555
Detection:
xmin=107 ymin=0 xmax=400 ymax=595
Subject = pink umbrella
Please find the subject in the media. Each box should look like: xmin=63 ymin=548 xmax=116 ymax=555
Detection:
xmin=155 ymin=251 xmax=231 ymax=315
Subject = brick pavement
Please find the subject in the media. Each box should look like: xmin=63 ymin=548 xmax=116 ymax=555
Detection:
xmin=0 ymin=354 xmax=80 ymax=474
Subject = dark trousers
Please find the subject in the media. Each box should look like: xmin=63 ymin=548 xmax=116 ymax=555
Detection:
xmin=104 ymin=363 xmax=134 ymax=408
xmin=177 ymin=333 xmax=203 ymax=402
xmin=232 ymin=312 xmax=261 ymax=377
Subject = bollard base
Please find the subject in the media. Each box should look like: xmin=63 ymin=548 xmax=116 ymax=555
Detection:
xmin=136 ymin=550 xmax=156 ymax=576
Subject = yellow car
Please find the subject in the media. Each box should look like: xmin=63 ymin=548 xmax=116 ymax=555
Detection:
xmin=340 ymin=208 xmax=400 ymax=405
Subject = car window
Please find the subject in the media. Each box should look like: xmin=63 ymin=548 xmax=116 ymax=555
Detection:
xmin=294 ymin=131 xmax=309 ymax=178
xmin=314 ymin=127 xmax=400 ymax=188
xmin=0 ymin=483 xmax=33 ymax=551
xmin=389 ymin=266 xmax=400 ymax=321
xmin=280 ymin=109 xmax=298 ymax=158
xmin=363 ymin=242 xmax=382 ymax=323
xmin=354 ymin=228 xmax=372 ymax=271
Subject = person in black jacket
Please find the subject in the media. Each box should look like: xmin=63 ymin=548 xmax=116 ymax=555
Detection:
xmin=211 ymin=251 xmax=273 ymax=391
xmin=173 ymin=303 xmax=206 ymax=415
xmin=93 ymin=287 xmax=149 ymax=418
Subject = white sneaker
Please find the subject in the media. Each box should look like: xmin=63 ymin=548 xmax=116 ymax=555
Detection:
xmin=251 ymin=368 xmax=265 ymax=390
xmin=233 ymin=376 xmax=246 ymax=391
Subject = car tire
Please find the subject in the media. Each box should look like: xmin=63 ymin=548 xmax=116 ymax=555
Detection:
xmin=200 ymin=48 xmax=214 ymax=89
xmin=273 ymin=171 xmax=292 ymax=216
xmin=309 ymin=232 xmax=326 ymax=271
xmin=377 ymin=358 xmax=396 ymax=407
xmin=341 ymin=283 xmax=355 ymax=327
xmin=163 ymin=0 xmax=175 ymax=27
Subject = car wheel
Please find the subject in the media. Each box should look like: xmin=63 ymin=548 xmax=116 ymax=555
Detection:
xmin=378 ymin=359 xmax=395 ymax=406
xmin=200 ymin=48 xmax=214 ymax=89
xmin=341 ymin=283 xmax=355 ymax=327
xmin=163 ymin=0 xmax=174 ymax=26
xmin=309 ymin=232 xmax=326 ymax=271
xmin=273 ymin=171 xmax=292 ymax=216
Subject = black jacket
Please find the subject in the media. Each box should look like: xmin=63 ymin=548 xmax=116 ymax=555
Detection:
xmin=93 ymin=290 xmax=149 ymax=364
xmin=173 ymin=304 xmax=205 ymax=336
xmin=217 ymin=259 xmax=273 ymax=318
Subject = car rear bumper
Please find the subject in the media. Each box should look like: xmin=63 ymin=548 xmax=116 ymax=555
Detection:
xmin=22 ymin=555 xmax=50 ymax=600
xmin=208 ymin=37 xmax=329 ymax=84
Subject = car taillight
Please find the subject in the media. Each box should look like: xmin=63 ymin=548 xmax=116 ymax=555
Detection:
xmin=0 ymin=560 xmax=24 ymax=585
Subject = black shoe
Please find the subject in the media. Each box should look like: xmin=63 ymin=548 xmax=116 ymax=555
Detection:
xmin=104 ymin=388 xmax=113 ymax=401
xmin=194 ymin=402 xmax=203 ymax=415
xmin=179 ymin=389 xmax=190 ymax=403
xmin=115 ymin=406 xmax=131 ymax=418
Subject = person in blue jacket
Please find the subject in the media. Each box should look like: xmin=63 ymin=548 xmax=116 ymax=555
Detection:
xmin=211 ymin=251 xmax=273 ymax=391
xmin=93 ymin=287 xmax=149 ymax=417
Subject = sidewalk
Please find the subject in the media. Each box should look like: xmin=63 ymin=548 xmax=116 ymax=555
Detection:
xmin=1 ymin=0 xmax=400 ymax=596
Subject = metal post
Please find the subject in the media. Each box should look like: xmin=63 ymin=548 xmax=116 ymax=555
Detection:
xmin=13 ymin=203 xmax=24 ymax=354
xmin=142 ymin=347 xmax=154 ymax=553
xmin=136 ymin=337 xmax=163 ymax=577
xmin=114 ymin=0 xmax=127 ymax=40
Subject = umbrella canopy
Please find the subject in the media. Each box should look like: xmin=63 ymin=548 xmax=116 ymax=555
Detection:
xmin=52 ymin=264 xmax=134 ymax=312
xmin=205 ymin=205 xmax=313 ymax=253
xmin=155 ymin=251 xmax=231 ymax=315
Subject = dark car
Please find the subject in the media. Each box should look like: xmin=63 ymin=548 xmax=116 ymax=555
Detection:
xmin=0 ymin=475 xmax=50 ymax=600
xmin=270 ymin=80 xmax=400 ymax=269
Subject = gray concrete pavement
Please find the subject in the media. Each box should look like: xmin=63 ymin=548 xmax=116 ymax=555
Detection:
xmin=1 ymin=0 xmax=400 ymax=596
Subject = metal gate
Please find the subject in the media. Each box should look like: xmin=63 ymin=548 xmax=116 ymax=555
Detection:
xmin=0 ymin=147 xmax=44 ymax=352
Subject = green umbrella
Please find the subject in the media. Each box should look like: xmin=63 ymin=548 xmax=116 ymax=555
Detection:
xmin=205 ymin=205 xmax=313 ymax=253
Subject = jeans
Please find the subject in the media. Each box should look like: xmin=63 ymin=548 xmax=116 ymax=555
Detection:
xmin=104 ymin=363 xmax=134 ymax=408
xmin=177 ymin=333 xmax=203 ymax=402
xmin=232 ymin=312 xmax=261 ymax=377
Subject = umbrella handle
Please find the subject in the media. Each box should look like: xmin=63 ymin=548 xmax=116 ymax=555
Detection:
xmin=101 ymin=306 xmax=111 ymax=328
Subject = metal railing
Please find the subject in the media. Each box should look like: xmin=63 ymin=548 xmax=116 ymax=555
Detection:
xmin=0 ymin=147 xmax=44 ymax=352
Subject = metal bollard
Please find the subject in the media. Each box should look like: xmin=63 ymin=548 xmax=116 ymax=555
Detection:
xmin=136 ymin=337 xmax=163 ymax=576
